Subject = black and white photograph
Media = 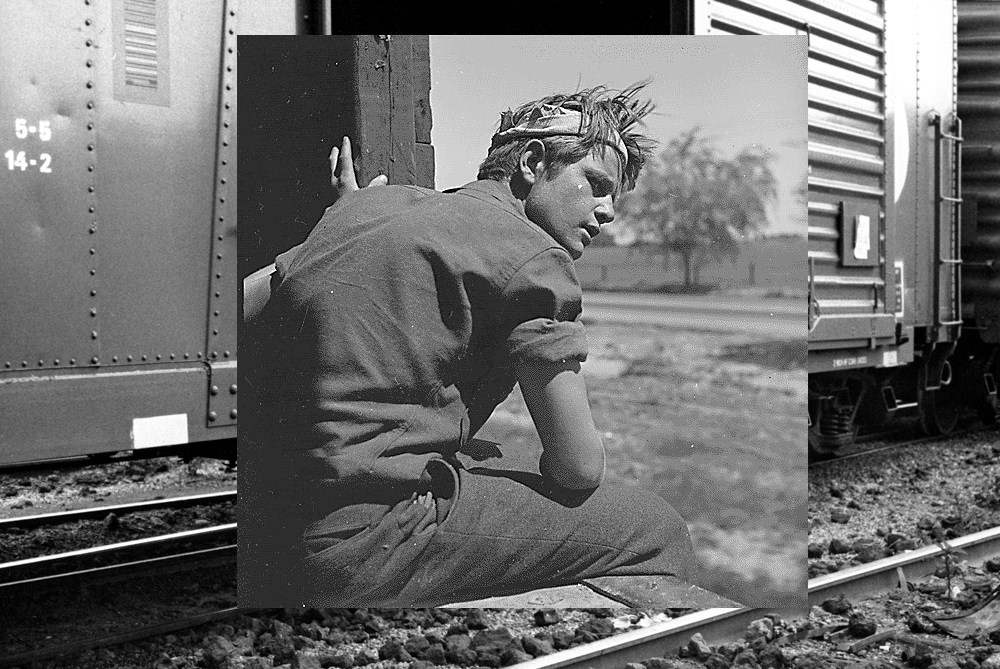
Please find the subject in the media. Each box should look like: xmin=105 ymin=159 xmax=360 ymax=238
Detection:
xmin=1 ymin=0 xmax=999 ymax=667
xmin=238 ymin=32 xmax=808 ymax=612
xmin=804 ymin=1 xmax=1000 ymax=667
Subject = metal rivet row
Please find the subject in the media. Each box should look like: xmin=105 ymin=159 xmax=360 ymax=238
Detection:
xmin=86 ymin=10 xmax=98 ymax=366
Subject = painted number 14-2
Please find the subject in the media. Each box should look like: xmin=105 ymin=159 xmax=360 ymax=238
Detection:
xmin=5 ymin=150 xmax=52 ymax=172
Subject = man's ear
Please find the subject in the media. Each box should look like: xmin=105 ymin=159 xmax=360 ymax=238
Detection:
xmin=518 ymin=139 xmax=547 ymax=186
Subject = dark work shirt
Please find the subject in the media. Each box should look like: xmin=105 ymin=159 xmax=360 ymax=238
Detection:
xmin=258 ymin=180 xmax=589 ymax=509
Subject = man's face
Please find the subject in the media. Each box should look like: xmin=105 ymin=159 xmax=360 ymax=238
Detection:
xmin=523 ymin=147 xmax=621 ymax=260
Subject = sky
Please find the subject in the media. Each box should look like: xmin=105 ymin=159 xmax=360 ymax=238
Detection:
xmin=428 ymin=35 xmax=808 ymax=237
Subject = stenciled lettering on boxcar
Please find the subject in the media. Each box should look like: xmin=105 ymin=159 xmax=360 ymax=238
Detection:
xmin=832 ymin=355 xmax=870 ymax=369
xmin=4 ymin=117 xmax=53 ymax=174
xmin=894 ymin=260 xmax=905 ymax=317
xmin=113 ymin=0 xmax=171 ymax=106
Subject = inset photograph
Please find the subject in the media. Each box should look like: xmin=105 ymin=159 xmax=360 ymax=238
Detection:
xmin=239 ymin=34 xmax=809 ymax=610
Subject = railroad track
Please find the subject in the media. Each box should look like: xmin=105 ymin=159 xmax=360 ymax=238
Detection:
xmin=808 ymin=525 xmax=1000 ymax=608
xmin=6 ymin=525 xmax=997 ymax=668
xmin=4 ymin=493 xmax=994 ymax=668
xmin=500 ymin=526 xmax=1000 ymax=669
xmin=809 ymin=433 xmax=946 ymax=470
xmin=0 ymin=523 xmax=236 ymax=586
xmin=808 ymin=424 xmax=994 ymax=470
xmin=510 ymin=608 xmax=769 ymax=669
xmin=0 ymin=489 xmax=236 ymax=529
xmin=0 ymin=517 xmax=237 ymax=667
xmin=0 ymin=490 xmax=237 ymax=585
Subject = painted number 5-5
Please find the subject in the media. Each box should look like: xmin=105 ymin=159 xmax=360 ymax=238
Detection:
xmin=5 ymin=150 xmax=52 ymax=173
xmin=14 ymin=118 xmax=52 ymax=141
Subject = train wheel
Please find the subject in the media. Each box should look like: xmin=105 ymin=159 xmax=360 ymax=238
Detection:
xmin=917 ymin=370 xmax=960 ymax=436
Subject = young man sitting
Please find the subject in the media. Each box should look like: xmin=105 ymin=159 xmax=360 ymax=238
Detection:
xmin=241 ymin=84 xmax=697 ymax=607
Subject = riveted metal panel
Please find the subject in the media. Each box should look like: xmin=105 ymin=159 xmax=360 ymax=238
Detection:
xmin=959 ymin=0 xmax=1000 ymax=343
xmin=206 ymin=0 xmax=238 ymax=375
xmin=0 ymin=364 xmax=234 ymax=465
xmin=206 ymin=360 xmax=238 ymax=427
xmin=0 ymin=1 xmax=101 ymax=373
xmin=89 ymin=0 xmax=225 ymax=367
xmin=1 ymin=1 xmax=240 ymax=465
xmin=696 ymin=0 xmax=892 ymax=351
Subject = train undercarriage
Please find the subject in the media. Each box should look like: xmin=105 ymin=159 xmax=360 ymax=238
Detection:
xmin=809 ymin=329 xmax=999 ymax=457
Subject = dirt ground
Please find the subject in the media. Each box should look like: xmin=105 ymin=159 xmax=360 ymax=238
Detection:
xmin=475 ymin=323 xmax=808 ymax=608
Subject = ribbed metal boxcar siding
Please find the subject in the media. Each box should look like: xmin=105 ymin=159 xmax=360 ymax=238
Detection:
xmin=0 ymin=1 xmax=236 ymax=464
xmin=959 ymin=1 xmax=1000 ymax=344
xmin=695 ymin=0 xmax=893 ymax=372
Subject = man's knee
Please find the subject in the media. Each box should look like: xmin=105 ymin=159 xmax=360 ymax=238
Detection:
xmin=596 ymin=482 xmax=696 ymax=574
xmin=600 ymin=481 xmax=687 ymax=535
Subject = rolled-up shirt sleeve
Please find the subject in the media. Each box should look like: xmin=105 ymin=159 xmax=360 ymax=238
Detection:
xmin=502 ymin=248 xmax=589 ymax=366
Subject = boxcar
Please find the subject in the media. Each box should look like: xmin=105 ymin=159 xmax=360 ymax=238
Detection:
xmin=0 ymin=0 xmax=238 ymax=464
xmin=671 ymin=0 xmax=999 ymax=453
xmin=957 ymin=1 xmax=1000 ymax=428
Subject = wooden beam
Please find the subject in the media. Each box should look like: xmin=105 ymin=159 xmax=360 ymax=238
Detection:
xmin=352 ymin=35 xmax=416 ymax=186
xmin=412 ymin=35 xmax=433 ymax=144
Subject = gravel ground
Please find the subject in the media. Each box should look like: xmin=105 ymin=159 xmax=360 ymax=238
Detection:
xmin=0 ymin=456 xmax=237 ymax=519
xmin=1 ymin=564 xmax=237 ymax=663
xmin=13 ymin=606 xmax=687 ymax=669
xmin=800 ymin=557 xmax=1000 ymax=668
xmin=808 ymin=432 xmax=1000 ymax=578
xmin=16 ymin=563 xmax=1000 ymax=669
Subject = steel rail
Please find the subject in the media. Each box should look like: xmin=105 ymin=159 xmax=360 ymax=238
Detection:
xmin=0 ymin=490 xmax=237 ymax=529
xmin=0 ymin=544 xmax=235 ymax=592
xmin=1 ymin=536 xmax=239 ymax=667
xmin=808 ymin=425 xmax=991 ymax=469
xmin=510 ymin=608 xmax=773 ymax=669
xmin=511 ymin=527 xmax=1000 ymax=669
xmin=808 ymin=525 xmax=1000 ymax=608
xmin=0 ymin=523 xmax=236 ymax=583
xmin=808 ymin=433 xmax=943 ymax=469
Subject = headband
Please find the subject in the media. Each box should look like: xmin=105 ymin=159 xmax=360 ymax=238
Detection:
xmin=490 ymin=104 xmax=628 ymax=161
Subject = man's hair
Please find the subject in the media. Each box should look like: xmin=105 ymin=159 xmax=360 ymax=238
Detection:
xmin=477 ymin=82 xmax=656 ymax=195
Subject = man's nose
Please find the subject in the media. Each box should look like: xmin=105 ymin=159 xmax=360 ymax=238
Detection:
xmin=595 ymin=197 xmax=615 ymax=225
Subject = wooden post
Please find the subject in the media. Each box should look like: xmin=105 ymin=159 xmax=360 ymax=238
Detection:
xmin=411 ymin=35 xmax=435 ymax=188
xmin=352 ymin=35 xmax=417 ymax=187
